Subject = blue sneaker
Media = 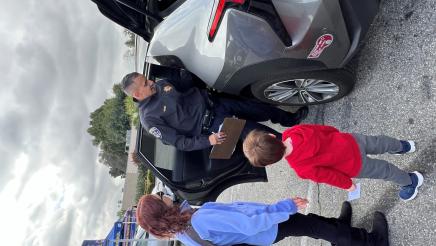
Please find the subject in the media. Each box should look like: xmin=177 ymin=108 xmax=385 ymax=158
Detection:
xmin=393 ymin=140 xmax=415 ymax=155
xmin=399 ymin=171 xmax=424 ymax=201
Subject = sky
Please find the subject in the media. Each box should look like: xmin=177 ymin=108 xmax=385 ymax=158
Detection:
xmin=0 ymin=0 xmax=135 ymax=245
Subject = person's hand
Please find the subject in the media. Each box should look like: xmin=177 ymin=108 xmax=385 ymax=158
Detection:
xmin=209 ymin=132 xmax=227 ymax=145
xmin=346 ymin=183 xmax=356 ymax=192
xmin=291 ymin=197 xmax=309 ymax=210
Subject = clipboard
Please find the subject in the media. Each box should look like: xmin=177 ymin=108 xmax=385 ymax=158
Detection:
xmin=209 ymin=118 xmax=246 ymax=159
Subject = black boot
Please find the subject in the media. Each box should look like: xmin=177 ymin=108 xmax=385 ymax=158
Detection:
xmin=370 ymin=212 xmax=389 ymax=246
xmin=281 ymin=106 xmax=309 ymax=126
xmin=293 ymin=106 xmax=309 ymax=124
xmin=338 ymin=201 xmax=352 ymax=225
xmin=330 ymin=202 xmax=352 ymax=246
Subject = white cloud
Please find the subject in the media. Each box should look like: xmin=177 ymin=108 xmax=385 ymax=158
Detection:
xmin=0 ymin=0 xmax=135 ymax=245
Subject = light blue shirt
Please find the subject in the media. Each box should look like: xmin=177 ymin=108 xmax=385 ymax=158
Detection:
xmin=176 ymin=199 xmax=297 ymax=246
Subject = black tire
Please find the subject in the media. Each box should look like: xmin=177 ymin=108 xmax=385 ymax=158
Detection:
xmin=250 ymin=68 xmax=356 ymax=106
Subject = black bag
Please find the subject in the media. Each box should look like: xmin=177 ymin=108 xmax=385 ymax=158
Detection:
xmin=184 ymin=226 xmax=215 ymax=246
xmin=184 ymin=226 xmax=252 ymax=246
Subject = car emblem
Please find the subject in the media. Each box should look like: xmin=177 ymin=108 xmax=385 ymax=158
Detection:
xmin=307 ymin=34 xmax=334 ymax=59
xmin=149 ymin=127 xmax=162 ymax=139
xmin=163 ymin=105 xmax=167 ymax=112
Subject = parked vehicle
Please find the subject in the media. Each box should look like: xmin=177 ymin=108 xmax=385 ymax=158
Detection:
xmin=92 ymin=0 xmax=380 ymax=105
xmin=91 ymin=0 xmax=381 ymax=204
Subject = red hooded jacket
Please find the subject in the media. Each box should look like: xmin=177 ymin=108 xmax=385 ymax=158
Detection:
xmin=282 ymin=124 xmax=362 ymax=189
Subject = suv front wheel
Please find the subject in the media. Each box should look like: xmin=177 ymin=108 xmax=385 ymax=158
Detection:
xmin=250 ymin=69 xmax=355 ymax=106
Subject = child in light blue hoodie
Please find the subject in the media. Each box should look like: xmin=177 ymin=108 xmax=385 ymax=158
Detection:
xmin=136 ymin=194 xmax=389 ymax=246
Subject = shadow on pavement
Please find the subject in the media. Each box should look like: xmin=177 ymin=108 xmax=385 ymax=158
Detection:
xmin=355 ymin=138 xmax=436 ymax=228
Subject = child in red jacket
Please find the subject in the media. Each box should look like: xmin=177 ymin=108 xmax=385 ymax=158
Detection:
xmin=243 ymin=124 xmax=423 ymax=201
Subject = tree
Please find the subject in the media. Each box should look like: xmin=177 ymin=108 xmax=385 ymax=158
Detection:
xmin=117 ymin=209 xmax=126 ymax=219
xmin=123 ymin=29 xmax=136 ymax=48
xmin=88 ymin=84 xmax=131 ymax=177
xmin=130 ymin=152 xmax=141 ymax=166
xmin=123 ymin=29 xmax=136 ymax=61
xmin=124 ymin=39 xmax=135 ymax=48
xmin=123 ymin=50 xmax=135 ymax=60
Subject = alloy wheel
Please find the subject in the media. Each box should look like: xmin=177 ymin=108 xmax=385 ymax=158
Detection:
xmin=264 ymin=78 xmax=339 ymax=104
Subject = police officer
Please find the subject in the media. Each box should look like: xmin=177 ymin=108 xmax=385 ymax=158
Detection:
xmin=121 ymin=71 xmax=308 ymax=151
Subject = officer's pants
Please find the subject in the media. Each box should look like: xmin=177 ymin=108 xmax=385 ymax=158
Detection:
xmin=210 ymin=97 xmax=300 ymax=139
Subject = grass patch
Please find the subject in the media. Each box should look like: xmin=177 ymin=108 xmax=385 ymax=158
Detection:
xmin=135 ymin=164 xmax=155 ymax=203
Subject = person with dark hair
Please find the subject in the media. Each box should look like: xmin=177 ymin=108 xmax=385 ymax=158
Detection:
xmin=136 ymin=194 xmax=389 ymax=246
xmin=243 ymin=125 xmax=423 ymax=201
xmin=120 ymin=71 xmax=308 ymax=151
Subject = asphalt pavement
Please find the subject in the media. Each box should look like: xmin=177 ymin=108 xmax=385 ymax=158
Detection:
xmin=217 ymin=0 xmax=436 ymax=245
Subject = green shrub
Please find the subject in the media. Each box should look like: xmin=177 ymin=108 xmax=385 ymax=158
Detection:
xmin=134 ymin=164 xmax=155 ymax=203
xmin=124 ymin=96 xmax=140 ymax=127
xmin=145 ymin=169 xmax=155 ymax=194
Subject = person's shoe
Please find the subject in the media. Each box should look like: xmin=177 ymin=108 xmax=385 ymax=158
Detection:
xmin=292 ymin=106 xmax=309 ymax=124
xmin=337 ymin=201 xmax=352 ymax=225
xmin=392 ymin=140 xmax=415 ymax=155
xmin=280 ymin=106 xmax=309 ymax=127
xmin=370 ymin=212 xmax=389 ymax=246
xmin=399 ymin=171 xmax=424 ymax=201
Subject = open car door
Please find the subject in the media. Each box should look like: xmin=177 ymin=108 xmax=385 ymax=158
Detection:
xmin=135 ymin=60 xmax=268 ymax=205
xmin=136 ymin=112 xmax=267 ymax=205
xmin=90 ymin=0 xmax=185 ymax=42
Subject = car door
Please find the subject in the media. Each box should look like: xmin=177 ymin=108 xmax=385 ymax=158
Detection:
xmin=135 ymin=125 xmax=267 ymax=205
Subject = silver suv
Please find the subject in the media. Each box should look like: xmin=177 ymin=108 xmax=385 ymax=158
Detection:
xmin=92 ymin=0 xmax=380 ymax=105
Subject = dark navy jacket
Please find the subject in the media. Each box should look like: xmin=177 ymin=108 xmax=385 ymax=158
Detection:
xmin=138 ymin=78 xmax=210 ymax=151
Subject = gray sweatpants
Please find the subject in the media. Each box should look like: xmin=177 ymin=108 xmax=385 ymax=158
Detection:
xmin=352 ymin=133 xmax=412 ymax=186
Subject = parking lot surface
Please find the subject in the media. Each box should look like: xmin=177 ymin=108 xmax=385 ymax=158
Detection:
xmin=218 ymin=0 xmax=436 ymax=245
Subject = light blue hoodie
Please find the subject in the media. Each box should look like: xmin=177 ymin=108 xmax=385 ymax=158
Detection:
xmin=177 ymin=199 xmax=297 ymax=246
